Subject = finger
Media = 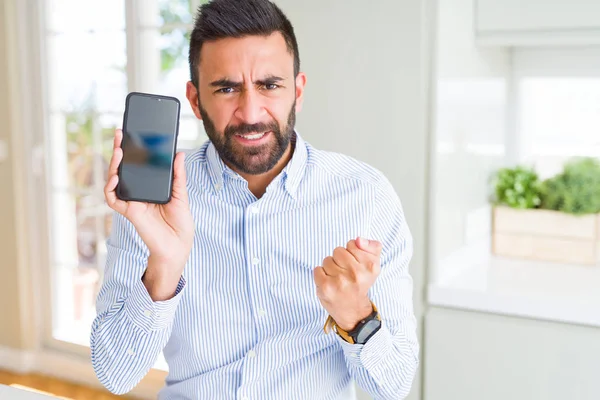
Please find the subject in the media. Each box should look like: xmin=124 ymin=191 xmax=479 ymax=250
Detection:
xmin=345 ymin=240 xmax=362 ymax=263
xmin=347 ymin=239 xmax=380 ymax=275
xmin=346 ymin=239 xmax=371 ymax=265
xmin=114 ymin=128 xmax=123 ymax=149
xmin=356 ymin=237 xmax=383 ymax=256
xmin=171 ymin=152 xmax=189 ymax=203
xmin=313 ymin=266 xmax=329 ymax=287
xmin=332 ymin=246 xmax=359 ymax=270
xmin=314 ymin=266 xmax=335 ymax=302
xmin=321 ymin=256 xmax=341 ymax=277
xmin=107 ymin=146 xmax=123 ymax=179
xmin=104 ymin=174 xmax=127 ymax=214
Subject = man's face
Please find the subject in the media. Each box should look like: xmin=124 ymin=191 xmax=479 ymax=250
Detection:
xmin=186 ymin=32 xmax=306 ymax=175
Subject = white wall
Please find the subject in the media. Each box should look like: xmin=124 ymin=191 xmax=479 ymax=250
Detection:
xmin=431 ymin=0 xmax=510 ymax=280
xmin=275 ymin=1 xmax=433 ymax=399
xmin=424 ymin=307 xmax=600 ymax=400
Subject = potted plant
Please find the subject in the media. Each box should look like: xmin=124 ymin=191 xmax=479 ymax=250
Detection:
xmin=491 ymin=158 xmax=600 ymax=265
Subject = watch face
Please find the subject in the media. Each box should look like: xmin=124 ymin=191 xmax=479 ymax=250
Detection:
xmin=356 ymin=319 xmax=381 ymax=344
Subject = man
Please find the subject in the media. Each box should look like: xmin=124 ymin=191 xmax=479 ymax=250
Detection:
xmin=91 ymin=0 xmax=419 ymax=399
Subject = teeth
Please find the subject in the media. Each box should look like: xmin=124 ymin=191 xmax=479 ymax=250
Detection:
xmin=239 ymin=132 xmax=267 ymax=140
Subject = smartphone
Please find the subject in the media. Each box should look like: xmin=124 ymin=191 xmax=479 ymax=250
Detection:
xmin=116 ymin=92 xmax=181 ymax=204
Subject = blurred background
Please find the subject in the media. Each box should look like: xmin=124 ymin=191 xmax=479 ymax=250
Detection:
xmin=0 ymin=0 xmax=599 ymax=399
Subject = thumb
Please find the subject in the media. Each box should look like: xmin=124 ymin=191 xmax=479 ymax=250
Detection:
xmin=171 ymin=152 xmax=189 ymax=203
xmin=356 ymin=237 xmax=382 ymax=255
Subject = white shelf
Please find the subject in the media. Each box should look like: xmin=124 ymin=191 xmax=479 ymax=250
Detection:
xmin=428 ymin=239 xmax=600 ymax=328
xmin=475 ymin=0 xmax=600 ymax=47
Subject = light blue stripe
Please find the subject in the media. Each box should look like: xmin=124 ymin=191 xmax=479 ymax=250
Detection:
xmin=90 ymin=132 xmax=419 ymax=399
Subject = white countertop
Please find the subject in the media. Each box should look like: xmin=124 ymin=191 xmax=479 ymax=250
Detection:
xmin=428 ymin=239 xmax=600 ymax=328
xmin=0 ymin=385 xmax=59 ymax=399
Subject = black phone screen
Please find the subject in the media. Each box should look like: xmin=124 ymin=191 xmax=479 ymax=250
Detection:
xmin=117 ymin=92 xmax=180 ymax=204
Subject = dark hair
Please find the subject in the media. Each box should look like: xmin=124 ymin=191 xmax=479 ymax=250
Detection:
xmin=188 ymin=0 xmax=300 ymax=86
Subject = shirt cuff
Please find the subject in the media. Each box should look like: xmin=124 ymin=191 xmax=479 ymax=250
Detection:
xmin=336 ymin=322 xmax=393 ymax=373
xmin=123 ymin=275 xmax=186 ymax=333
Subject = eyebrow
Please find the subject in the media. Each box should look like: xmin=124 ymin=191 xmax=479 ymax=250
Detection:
xmin=209 ymin=75 xmax=285 ymax=87
xmin=255 ymin=75 xmax=285 ymax=86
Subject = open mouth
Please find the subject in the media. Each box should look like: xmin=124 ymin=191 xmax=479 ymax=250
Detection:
xmin=235 ymin=131 xmax=271 ymax=143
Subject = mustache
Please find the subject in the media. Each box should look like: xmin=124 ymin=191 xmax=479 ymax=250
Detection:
xmin=225 ymin=121 xmax=279 ymax=137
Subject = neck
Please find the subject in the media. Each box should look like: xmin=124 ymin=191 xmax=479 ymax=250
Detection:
xmin=231 ymin=140 xmax=295 ymax=199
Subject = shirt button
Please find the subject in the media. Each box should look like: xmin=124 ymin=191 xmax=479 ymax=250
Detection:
xmin=248 ymin=350 xmax=256 ymax=358
xmin=127 ymin=348 xmax=135 ymax=356
xmin=258 ymin=308 xmax=267 ymax=317
xmin=143 ymin=310 xmax=152 ymax=317
xmin=241 ymin=397 xmax=249 ymax=400
xmin=214 ymin=183 xmax=222 ymax=191
xmin=251 ymin=206 xmax=259 ymax=214
xmin=252 ymin=257 xmax=260 ymax=265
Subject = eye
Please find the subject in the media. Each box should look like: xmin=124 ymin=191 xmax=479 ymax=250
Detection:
xmin=262 ymin=83 xmax=279 ymax=90
xmin=216 ymin=87 xmax=235 ymax=94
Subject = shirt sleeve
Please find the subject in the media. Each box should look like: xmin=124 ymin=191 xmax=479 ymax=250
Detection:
xmin=90 ymin=211 xmax=186 ymax=395
xmin=337 ymin=176 xmax=420 ymax=400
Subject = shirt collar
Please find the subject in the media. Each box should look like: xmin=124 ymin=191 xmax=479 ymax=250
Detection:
xmin=206 ymin=130 xmax=308 ymax=198
xmin=282 ymin=131 xmax=307 ymax=199
xmin=206 ymin=141 xmax=227 ymax=192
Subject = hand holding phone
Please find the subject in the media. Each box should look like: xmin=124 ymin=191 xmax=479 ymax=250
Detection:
xmin=105 ymin=127 xmax=194 ymax=258
xmin=103 ymin=93 xmax=195 ymax=300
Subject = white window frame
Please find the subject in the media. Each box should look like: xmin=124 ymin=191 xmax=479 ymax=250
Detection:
xmin=11 ymin=0 xmax=204 ymax=394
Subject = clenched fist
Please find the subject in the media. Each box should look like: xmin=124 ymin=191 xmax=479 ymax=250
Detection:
xmin=314 ymin=237 xmax=382 ymax=331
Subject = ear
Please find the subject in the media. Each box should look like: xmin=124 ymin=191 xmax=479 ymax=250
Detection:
xmin=186 ymin=81 xmax=203 ymax=121
xmin=294 ymin=72 xmax=307 ymax=113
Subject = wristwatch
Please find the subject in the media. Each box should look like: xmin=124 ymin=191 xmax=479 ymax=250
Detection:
xmin=324 ymin=302 xmax=382 ymax=345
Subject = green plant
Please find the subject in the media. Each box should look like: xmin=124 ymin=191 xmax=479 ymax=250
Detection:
xmin=158 ymin=0 xmax=210 ymax=75
xmin=540 ymin=157 xmax=600 ymax=215
xmin=492 ymin=165 xmax=542 ymax=209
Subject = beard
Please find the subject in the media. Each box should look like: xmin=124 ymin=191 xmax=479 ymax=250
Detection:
xmin=199 ymin=101 xmax=296 ymax=175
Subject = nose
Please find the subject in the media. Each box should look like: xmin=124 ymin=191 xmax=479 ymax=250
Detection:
xmin=234 ymin=88 xmax=265 ymax=125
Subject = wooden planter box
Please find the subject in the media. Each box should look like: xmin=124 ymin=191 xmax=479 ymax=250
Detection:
xmin=492 ymin=206 xmax=600 ymax=265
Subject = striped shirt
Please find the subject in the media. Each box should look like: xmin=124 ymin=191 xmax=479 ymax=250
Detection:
xmin=90 ymin=132 xmax=419 ymax=400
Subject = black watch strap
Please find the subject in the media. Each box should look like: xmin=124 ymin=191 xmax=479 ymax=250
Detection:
xmin=345 ymin=309 xmax=382 ymax=344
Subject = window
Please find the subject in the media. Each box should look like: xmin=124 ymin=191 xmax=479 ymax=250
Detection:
xmin=43 ymin=0 xmax=207 ymax=365
xmin=45 ymin=0 xmax=128 ymax=347
xmin=509 ymin=49 xmax=599 ymax=167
